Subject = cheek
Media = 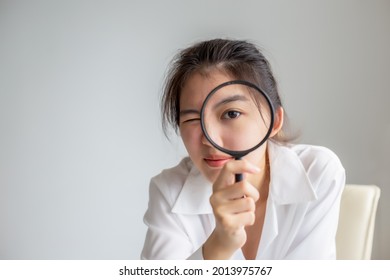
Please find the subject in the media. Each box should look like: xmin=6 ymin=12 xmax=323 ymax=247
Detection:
xmin=180 ymin=124 xmax=202 ymax=153
xmin=244 ymin=143 xmax=267 ymax=168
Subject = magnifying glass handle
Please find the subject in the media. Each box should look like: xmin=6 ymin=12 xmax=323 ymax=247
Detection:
xmin=235 ymin=173 xmax=243 ymax=182
xmin=235 ymin=157 xmax=243 ymax=182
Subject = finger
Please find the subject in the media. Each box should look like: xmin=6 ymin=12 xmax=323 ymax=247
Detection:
xmin=212 ymin=181 xmax=260 ymax=203
xmin=231 ymin=211 xmax=256 ymax=227
xmin=213 ymin=159 xmax=261 ymax=191
xmin=218 ymin=211 xmax=256 ymax=232
xmin=220 ymin=196 xmax=257 ymax=215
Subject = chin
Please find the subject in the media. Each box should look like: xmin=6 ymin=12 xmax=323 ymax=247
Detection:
xmin=201 ymin=169 xmax=219 ymax=183
xmin=194 ymin=161 xmax=221 ymax=183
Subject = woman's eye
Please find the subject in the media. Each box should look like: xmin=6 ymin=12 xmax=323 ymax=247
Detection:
xmin=182 ymin=118 xmax=200 ymax=123
xmin=222 ymin=110 xmax=241 ymax=119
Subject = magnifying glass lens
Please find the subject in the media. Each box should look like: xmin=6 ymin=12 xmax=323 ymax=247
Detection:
xmin=202 ymin=82 xmax=272 ymax=154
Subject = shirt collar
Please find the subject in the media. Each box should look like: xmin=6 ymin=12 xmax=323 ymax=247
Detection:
xmin=268 ymin=141 xmax=317 ymax=205
xmin=171 ymin=162 xmax=213 ymax=215
xmin=171 ymin=141 xmax=317 ymax=215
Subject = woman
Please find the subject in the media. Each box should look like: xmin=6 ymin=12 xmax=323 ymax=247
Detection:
xmin=141 ymin=39 xmax=345 ymax=260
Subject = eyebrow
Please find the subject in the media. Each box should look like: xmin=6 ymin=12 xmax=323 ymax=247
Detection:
xmin=212 ymin=94 xmax=249 ymax=110
xmin=179 ymin=109 xmax=200 ymax=116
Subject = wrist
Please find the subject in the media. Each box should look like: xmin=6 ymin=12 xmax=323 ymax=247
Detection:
xmin=202 ymin=230 xmax=239 ymax=260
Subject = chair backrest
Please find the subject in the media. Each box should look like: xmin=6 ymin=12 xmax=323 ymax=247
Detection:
xmin=336 ymin=184 xmax=381 ymax=259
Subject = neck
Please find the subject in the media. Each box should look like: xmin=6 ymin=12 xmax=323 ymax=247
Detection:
xmin=248 ymin=149 xmax=270 ymax=202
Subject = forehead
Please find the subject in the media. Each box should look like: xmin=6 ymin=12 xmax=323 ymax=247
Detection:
xmin=180 ymin=70 xmax=233 ymax=109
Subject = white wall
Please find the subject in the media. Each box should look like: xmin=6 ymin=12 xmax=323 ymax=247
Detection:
xmin=0 ymin=0 xmax=389 ymax=259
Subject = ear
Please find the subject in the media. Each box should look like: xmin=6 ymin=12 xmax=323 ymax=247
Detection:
xmin=270 ymin=107 xmax=284 ymax=137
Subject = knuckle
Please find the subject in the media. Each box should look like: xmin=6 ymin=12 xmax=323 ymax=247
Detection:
xmin=238 ymin=182 xmax=250 ymax=196
xmin=237 ymin=181 xmax=248 ymax=193
xmin=240 ymin=197 xmax=254 ymax=212
xmin=223 ymin=160 xmax=234 ymax=172
xmin=209 ymin=194 xmax=217 ymax=206
xmin=213 ymin=207 xmax=223 ymax=219
xmin=210 ymin=189 xmax=223 ymax=205
xmin=248 ymin=212 xmax=256 ymax=225
xmin=211 ymin=200 xmax=225 ymax=218
xmin=241 ymin=160 xmax=250 ymax=168
xmin=220 ymin=216 xmax=233 ymax=229
xmin=245 ymin=197 xmax=256 ymax=211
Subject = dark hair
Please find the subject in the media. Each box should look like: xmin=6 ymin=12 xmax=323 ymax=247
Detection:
xmin=161 ymin=38 xmax=297 ymax=143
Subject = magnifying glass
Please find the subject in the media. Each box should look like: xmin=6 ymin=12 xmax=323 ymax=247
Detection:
xmin=200 ymin=80 xmax=275 ymax=182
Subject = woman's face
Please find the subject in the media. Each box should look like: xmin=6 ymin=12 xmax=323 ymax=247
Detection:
xmin=179 ymin=69 xmax=269 ymax=183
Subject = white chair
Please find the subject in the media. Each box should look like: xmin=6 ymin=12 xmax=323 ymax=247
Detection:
xmin=336 ymin=184 xmax=381 ymax=259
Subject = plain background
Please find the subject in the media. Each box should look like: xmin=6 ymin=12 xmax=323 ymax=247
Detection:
xmin=0 ymin=0 xmax=389 ymax=259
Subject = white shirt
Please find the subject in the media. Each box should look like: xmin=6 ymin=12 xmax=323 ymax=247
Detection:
xmin=141 ymin=142 xmax=345 ymax=260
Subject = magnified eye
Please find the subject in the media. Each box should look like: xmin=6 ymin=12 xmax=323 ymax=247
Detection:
xmin=222 ymin=110 xmax=241 ymax=119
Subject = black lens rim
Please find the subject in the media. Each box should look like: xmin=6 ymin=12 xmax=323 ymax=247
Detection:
xmin=200 ymin=80 xmax=275 ymax=158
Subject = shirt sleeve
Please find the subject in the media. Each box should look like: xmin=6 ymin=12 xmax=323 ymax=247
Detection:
xmin=140 ymin=178 xmax=204 ymax=260
xmin=285 ymin=155 xmax=346 ymax=259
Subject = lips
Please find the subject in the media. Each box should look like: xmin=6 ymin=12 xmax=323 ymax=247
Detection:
xmin=204 ymin=156 xmax=233 ymax=168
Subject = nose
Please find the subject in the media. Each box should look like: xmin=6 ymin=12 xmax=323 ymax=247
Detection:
xmin=201 ymin=128 xmax=225 ymax=149
xmin=201 ymin=132 xmax=214 ymax=147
